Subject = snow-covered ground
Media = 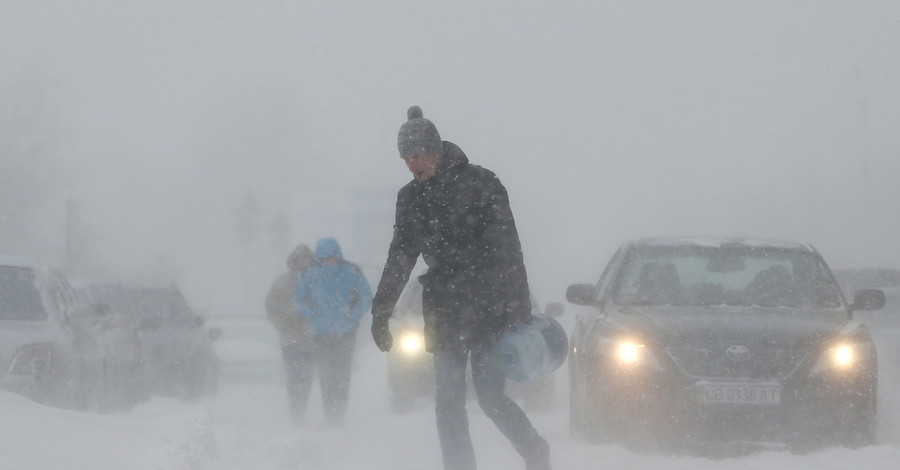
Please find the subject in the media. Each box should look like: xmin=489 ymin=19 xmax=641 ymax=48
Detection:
xmin=4 ymin=317 xmax=900 ymax=470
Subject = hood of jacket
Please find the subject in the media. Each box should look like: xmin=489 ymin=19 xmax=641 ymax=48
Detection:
xmin=315 ymin=238 xmax=343 ymax=260
xmin=438 ymin=141 xmax=468 ymax=172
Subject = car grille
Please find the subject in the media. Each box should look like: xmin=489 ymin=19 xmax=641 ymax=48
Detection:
xmin=666 ymin=345 xmax=808 ymax=380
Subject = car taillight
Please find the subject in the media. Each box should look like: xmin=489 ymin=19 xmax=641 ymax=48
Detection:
xmin=8 ymin=343 xmax=53 ymax=376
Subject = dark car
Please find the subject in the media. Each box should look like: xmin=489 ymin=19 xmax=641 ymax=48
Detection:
xmin=386 ymin=279 xmax=433 ymax=410
xmin=387 ymin=277 xmax=564 ymax=412
xmin=83 ymin=283 xmax=220 ymax=401
xmin=0 ymin=255 xmax=106 ymax=410
xmin=566 ymin=237 xmax=885 ymax=455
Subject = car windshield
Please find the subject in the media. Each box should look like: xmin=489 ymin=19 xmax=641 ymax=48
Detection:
xmin=91 ymin=286 xmax=192 ymax=321
xmin=0 ymin=265 xmax=48 ymax=321
xmin=613 ymin=244 xmax=843 ymax=309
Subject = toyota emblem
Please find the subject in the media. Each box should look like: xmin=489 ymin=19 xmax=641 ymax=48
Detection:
xmin=726 ymin=345 xmax=750 ymax=361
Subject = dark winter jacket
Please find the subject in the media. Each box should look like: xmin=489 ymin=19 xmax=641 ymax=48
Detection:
xmin=266 ymin=270 xmax=315 ymax=350
xmin=371 ymin=141 xmax=532 ymax=352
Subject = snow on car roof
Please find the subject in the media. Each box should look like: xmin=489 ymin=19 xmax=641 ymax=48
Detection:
xmin=631 ymin=236 xmax=814 ymax=251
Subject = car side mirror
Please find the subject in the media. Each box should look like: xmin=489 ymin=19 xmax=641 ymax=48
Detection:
xmin=139 ymin=316 xmax=163 ymax=329
xmin=850 ymin=289 xmax=886 ymax=311
xmin=92 ymin=303 xmax=110 ymax=316
xmin=544 ymin=302 xmax=565 ymax=317
xmin=566 ymin=284 xmax=597 ymax=306
xmin=208 ymin=327 xmax=223 ymax=342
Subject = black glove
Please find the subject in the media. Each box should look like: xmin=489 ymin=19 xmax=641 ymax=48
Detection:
xmin=371 ymin=317 xmax=393 ymax=352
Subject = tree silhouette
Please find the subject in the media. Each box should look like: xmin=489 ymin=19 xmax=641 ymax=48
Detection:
xmin=268 ymin=210 xmax=293 ymax=256
xmin=233 ymin=190 xmax=262 ymax=314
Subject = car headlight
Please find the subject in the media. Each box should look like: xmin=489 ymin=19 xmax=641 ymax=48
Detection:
xmin=398 ymin=331 xmax=426 ymax=356
xmin=598 ymin=337 xmax=665 ymax=371
xmin=812 ymin=340 xmax=874 ymax=374
xmin=8 ymin=343 xmax=54 ymax=376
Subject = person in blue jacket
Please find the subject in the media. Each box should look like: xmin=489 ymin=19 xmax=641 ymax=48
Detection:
xmin=295 ymin=237 xmax=373 ymax=427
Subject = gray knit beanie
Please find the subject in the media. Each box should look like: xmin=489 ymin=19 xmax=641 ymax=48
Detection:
xmin=397 ymin=106 xmax=443 ymax=157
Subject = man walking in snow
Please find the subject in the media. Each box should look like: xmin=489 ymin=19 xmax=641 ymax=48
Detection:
xmin=295 ymin=237 xmax=373 ymax=428
xmin=266 ymin=244 xmax=316 ymax=424
xmin=370 ymin=106 xmax=551 ymax=470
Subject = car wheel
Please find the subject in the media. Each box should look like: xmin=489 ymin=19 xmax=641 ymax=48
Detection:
xmin=181 ymin=356 xmax=219 ymax=401
xmin=581 ymin=369 xmax=618 ymax=444
xmin=390 ymin=390 xmax=416 ymax=413
xmin=388 ymin=372 xmax=422 ymax=412
xmin=568 ymin=371 xmax=584 ymax=436
xmin=73 ymin=360 xmax=105 ymax=412
xmin=203 ymin=357 xmax=220 ymax=398
xmin=96 ymin=360 xmax=115 ymax=413
xmin=523 ymin=374 xmax=556 ymax=412
xmin=836 ymin=392 xmax=877 ymax=448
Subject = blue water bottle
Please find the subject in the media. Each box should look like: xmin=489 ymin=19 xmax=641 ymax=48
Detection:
xmin=493 ymin=314 xmax=568 ymax=382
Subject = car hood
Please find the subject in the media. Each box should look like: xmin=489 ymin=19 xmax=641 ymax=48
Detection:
xmin=610 ymin=305 xmax=854 ymax=349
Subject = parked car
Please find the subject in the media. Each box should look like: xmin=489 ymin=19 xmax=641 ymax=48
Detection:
xmin=71 ymin=281 xmax=148 ymax=410
xmin=386 ymin=279 xmax=433 ymax=410
xmin=0 ymin=254 xmax=106 ymax=410
xmin=387 ymin=277 xmax=564 ymax=412
xmin=80 ymin=282 xmax=220 ymax=401
xmin=566 ymin=237 xmax=885 ymax=455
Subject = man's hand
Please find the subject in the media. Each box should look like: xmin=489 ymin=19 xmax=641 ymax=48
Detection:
xmin=371 ymin=317 xmax=393 ymax=352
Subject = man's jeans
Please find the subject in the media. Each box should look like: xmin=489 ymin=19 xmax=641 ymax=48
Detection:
xmin=434 ymin=346 xmax=544 ymax=470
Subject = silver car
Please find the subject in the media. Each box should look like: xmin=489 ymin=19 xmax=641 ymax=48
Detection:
xmin=0 ymin=254 xmax=105 ymax=409
xmin=83 ymin=283 xmax=220 ymax=401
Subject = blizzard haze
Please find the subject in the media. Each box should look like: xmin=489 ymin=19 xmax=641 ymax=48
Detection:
xmin=3 ymin=2 xmax=899 ymax=312
xmin=3 ymin=2 xmax=900 ymax=470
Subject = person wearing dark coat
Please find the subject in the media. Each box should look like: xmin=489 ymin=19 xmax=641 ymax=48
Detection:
xmin=265 ymin=244 xmax=316 ymax=424
xmin=370 ymin=106 xmax=551 ymax=470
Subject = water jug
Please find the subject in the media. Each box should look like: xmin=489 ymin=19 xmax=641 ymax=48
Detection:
xmin=492 ymin=314 xmax=568 ymax=382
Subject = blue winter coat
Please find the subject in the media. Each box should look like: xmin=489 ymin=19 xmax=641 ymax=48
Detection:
xmin=295 ymin=239 xmax=373 ymax=335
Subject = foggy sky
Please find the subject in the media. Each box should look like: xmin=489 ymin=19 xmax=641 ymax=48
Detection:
xmin=2 ymin=1 xmax=899 ymax=316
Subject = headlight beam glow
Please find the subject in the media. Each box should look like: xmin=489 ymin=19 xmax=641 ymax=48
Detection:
xmin=831 ymin=344 xmax=854 ymax=368
xmin=399 ymin=332 xmax=425 ymax=355
xmin=616 ymin=341 xmax=644 ymax=364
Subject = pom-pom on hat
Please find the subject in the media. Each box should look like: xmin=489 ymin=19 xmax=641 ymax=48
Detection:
xmin=397 ymin=106 xmax=443 ymax=157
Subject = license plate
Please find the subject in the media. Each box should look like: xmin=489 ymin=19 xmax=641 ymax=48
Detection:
xmin=696 ymin=381 xmax=782 ymax=405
